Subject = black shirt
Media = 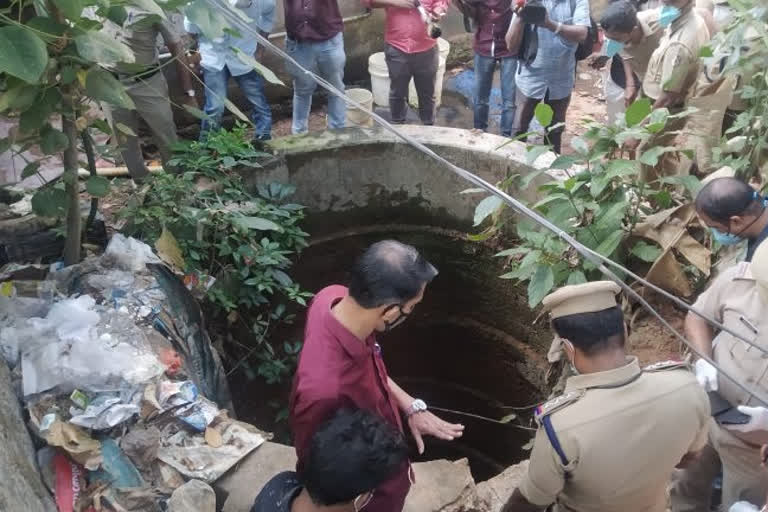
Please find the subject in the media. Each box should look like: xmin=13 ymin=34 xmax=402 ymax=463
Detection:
xmin=250 ymin=472 xmax=303 ymax=512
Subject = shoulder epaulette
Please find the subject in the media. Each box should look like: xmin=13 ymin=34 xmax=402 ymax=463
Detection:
xmin=535 ymin=389 xmax=585 ymax=424
xmin=643 ymin=359 xmax=691 ymax=372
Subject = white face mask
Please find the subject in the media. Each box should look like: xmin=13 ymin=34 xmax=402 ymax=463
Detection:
xmin=563 ymin=339 xmax=580 ymax=375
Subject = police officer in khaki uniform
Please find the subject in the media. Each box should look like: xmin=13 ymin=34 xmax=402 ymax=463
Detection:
xmin=501 ymin=281 xmax=710 ymax=512
xmin=633 ymin=0 xmax=710 ymax=182
xmin=670 ymin=242 xmax=768 ymax=511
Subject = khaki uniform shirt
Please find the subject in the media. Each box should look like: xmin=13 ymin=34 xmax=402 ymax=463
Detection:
xmin=694 ymin=262 xmax=768 ymax=409
xmin=518 ymin=357 xmax=710 ymax=512
xmin=643 ymin=7 xmax=710 ymax=102
xmin=620 ymin=9 xmax=663 ymax=81
xmin=101 ymin=8 xmax=180 ymax=74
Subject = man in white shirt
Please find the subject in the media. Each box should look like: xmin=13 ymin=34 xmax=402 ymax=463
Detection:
xmin=185 ymin=0 xmax=276 ymax=142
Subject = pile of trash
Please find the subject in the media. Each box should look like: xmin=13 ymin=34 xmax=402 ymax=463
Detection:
xmin=0 ymin=235 xmax=268 ymax=511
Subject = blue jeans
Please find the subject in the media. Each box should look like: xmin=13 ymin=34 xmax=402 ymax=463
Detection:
xmin=201 ymin=67 xmax=272 ymax=139
xmin=285 ymin=32 xmax=346 ymax=134
xmin=473 ymin=54 xmax=517 ymax=136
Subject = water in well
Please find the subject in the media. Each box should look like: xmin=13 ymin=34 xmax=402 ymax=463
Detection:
xmin=230 ymin=228 xmax=549 ymax=482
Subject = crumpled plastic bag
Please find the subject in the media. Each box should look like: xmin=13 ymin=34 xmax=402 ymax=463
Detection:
xmin=19 ymin=295 xmax=165 ymax=396
xmin=69 ymin=393 xmax=140 ymax=430
xmin=103 ymin=234 xmax=161 ymax=272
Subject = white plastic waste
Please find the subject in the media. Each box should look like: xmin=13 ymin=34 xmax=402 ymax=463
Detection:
xmin=729 ymin=502 xmax=762 ymax=512
xmin=104 ymin=234 xmax=161 ymax=272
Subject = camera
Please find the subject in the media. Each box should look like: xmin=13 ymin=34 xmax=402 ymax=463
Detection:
xmin=416 ymin=1 xmax=442 ymax=38
xmin=518 ymin=0 xmax=547 ymax=24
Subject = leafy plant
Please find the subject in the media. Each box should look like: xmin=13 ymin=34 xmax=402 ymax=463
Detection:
xmin=471 ymin=101 xmax=707 ymax=307
xmin=122 ymin=125 xmax=311 ymax=384
xmin=0 ymin=0 xmax=279 ymax=265
xmin=702 ymin=0 xmax=768 ymax=180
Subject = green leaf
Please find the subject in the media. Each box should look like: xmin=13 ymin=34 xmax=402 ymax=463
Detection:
xmin=85 ymin=68 xmax=136 ymax=109
xmin=499 ymin=413 xmax=517 ymax=424
xmin=86 ymin=175 xmax=110 ymax=197
xmin=659 ymin=175 xmax=702 ymax=197
xmin=639 ymin=146 xmax=674 ymax=166
xmin=235 ymin=216 xmax=283 ymax=231
xmin=589 ymin=172 xmax=612 ymax=198
xmin=26 ymin=16 xmax=69 ymax=38
xmin=570 ymin=137 xmax=588 ymax=155
xmin=566 ymin=270 xmax=587 ymax=285
xmin=106 ymin=6 xmax=129 ymax=25
xmin=182 ymin=104 xmax=212 ymax=121
xmin=595 ymin=229 xmax=625 ymax=257
xmin=550 ymin=155 xmax=578 ymax=170
xmin=625 ymin=98 xmax=652 ymax=127
xmin=593 ymin=201 xmax=628 ymax=233
xmin=605 ymin=159 xmax=639 ymax=178
xmin=224 ymin=98 xmax=251 ymax=124
xmin=0 ymin=137 xmax=10 ymax=154
xmin=495 ymin=247 xmax=529 ymax=257
xmin=60 ymin=66 xmax=77 ymax=84
xmin=699 ymin=45 xmax=713 ymax=58
xmin=90 ymin=118 xmax=112 ymax=135
xmin=115 ymin=122 xmax=137 ymax=137
xmin=0 ymin=26 xmax=49 ymax=83
xmin=39 ymin=124 xmax=70 ymax=155
xmin=21 ymin=161 xmax=40 ymax=179
xmin=75 ymin=31 xmax=136 ymax=66
xmin=53 ymin=0 xmax=84 ymax=20
xmin=0 ymin=83 xmax=39 ymax=112
xmin=526 ymin=145 xmax=551 ymax=165
xmin=31 ymin=186 xmax=68 ymax=217
xmin=234 ymin=48 xmax=285 ymax=86
xmin=519 ymin=169 xmax=546 ymax=190
xmin=185 ymin=0 xmax=229 ymax=39
xmin=528 ymin=264 xmax=555 ymax=308
xmin=19 ymin=89 xmax=62 ymax=133
xmin=534 ymin=103 xmax=554 ymax=127
xmin=271 ymin=269 xmax=293 ymax=287
xmin=631 ymin=241 xmax=662 ymax=262
xmin=473 ymin=195 xmax=503 ymax=226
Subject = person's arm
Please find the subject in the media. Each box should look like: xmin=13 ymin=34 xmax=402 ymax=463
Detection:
xmin=623 ymin=58 xmax=638 ymax=107
xmin=387 ymin=377 xmax=464 ymax=454
xmin=652 ymin=43 xmax=696 ymax=109
xmin=501 ymin=429 xmax=564 ymax=512
xmin=540 ymin=14 xmax=587 ymax=44
xmin=255 ymin=0 xmax=277 ymax=61
xmin=684 ymin=311 xmax=715 ymax=358
xmin=505 ymin=14 xmax=525 ymax=56
xmin=159 ymin=22 xmax=196 ymax=106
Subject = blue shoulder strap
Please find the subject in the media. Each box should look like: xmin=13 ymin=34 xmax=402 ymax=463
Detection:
xmin=540 ymin=414 xmax=570 ymax=470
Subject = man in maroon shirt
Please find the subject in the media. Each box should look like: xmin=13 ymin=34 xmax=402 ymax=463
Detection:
xmin=283 ymin=0 xmax=346 ymax=134
xmin=290 ymin=240 xmax=465 ymax=512
xmin=465 ymin=0 xmax=517 ymax=136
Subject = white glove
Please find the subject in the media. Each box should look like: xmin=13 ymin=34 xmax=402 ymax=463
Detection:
xmin=694 ymin=359 xmax=718 ymax=391
xmin=728 ymin=406 xmax=768 ymax=433
xmin=729 ymin=501 xmax=761 ymax=512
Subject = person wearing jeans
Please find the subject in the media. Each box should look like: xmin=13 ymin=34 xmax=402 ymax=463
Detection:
xmin=283 ymin=0 xmax=346 ymax=134
xmin=505 ymin=0 xmax=590 ymax=153
xmin=363 ymin=0 xmax=449 ymax=125
xmin=471 ymin=0 xmax=517 ymax=136
xmin=184 ymin=0 xmax=276 ymax=141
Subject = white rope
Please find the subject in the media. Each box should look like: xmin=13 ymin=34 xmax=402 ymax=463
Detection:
xmin=205 ymin=0 xmax=768 ymax=406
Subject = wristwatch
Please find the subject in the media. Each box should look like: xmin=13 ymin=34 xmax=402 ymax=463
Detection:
xmin=186 ymin=89 xmax=196 ymax=97
xmin=407 ymin=399 xmax=428 ymax=417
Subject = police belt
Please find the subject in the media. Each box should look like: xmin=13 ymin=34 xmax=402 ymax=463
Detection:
xmin=112 ymin=67 xmax=161 ymax=83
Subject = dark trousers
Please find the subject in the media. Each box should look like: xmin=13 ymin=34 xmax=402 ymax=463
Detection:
xmin=514 ymin=90 xmax=572 ymax=154
xmin=384 ymin=44 xmax=439 ymax=125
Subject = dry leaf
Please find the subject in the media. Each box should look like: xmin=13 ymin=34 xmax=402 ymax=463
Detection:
xmin=155 ymin=227 xmax=186 ymax=272
xmin=645 ymin=251 xmax=692 ymax=297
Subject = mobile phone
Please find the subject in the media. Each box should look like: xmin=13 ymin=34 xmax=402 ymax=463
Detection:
xmin=708 ymin=391 xmax=751 ymax=425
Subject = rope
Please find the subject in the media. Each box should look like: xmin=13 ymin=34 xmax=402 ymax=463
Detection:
xmin=203 ymin=0 xmax=768 ymax=406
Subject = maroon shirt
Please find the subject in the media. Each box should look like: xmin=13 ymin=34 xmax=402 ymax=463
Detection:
xmin=283 ymin=0 xmax=343 ymax=42
xmin=474 ymin=0 xmax=514 ymax=58
xmin=289 ymin=285 xmax=411 ymax=512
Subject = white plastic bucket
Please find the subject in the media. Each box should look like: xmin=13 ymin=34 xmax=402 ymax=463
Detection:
xmin=345 ymin=88 xmax=374 ymax=127
xmin=368 ymin=52 xmax=390 ymax=107
xmin=408 ymin=55 xmax=447 ymax=109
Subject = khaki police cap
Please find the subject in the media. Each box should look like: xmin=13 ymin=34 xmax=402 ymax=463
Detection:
xmin=542 ymin=281 xmax=621 ymax=319
xmin=751 ymin=241 xmax=768 ymax=305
